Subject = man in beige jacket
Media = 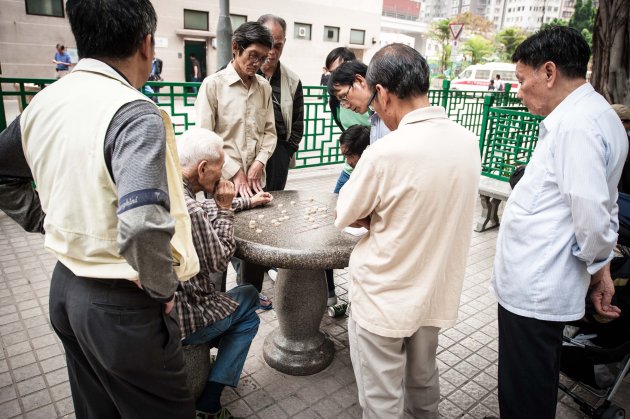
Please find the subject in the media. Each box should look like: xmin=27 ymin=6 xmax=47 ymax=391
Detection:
xmin=335 ymin=43 xmax=481 ymax=418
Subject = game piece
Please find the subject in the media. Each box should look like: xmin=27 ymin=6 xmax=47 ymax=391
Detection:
xmin=278 ymin=203 xmax=283 ymax=208
xmin=249 ymin=220 xmax=257 ymax=228
xmin=281 ymin=210 xmax=287 ymax=214
xmin=255 ymin=229 xmax=262 ymax=233
xmin=290 ymin=201 xmax=296 ymax=205
xmin=258 ymin=214 xmax=264 ymax=219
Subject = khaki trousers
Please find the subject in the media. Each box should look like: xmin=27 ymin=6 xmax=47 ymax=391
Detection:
xmin=348 ymin=317 xmax=440 ymax=419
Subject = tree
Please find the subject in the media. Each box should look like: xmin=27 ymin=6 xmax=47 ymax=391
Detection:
xmin=569 ymin=0 xmax=595 ymax=47
xmin=591 ymin=0 xmax=630 ymax=106
xmin=452 ymin=11 xmax=494 ymax=36
xmin=495 ymin=27 xmax=527 ymax=61
xmin=541 ymin=18 xmax=568 ymax=30
xmin=429 ymin=18 xmax=452 ymax=72
xmin=462 ymin=35 xmax=495 ymax=64
xmin=569 ymin=0 xmax=595 ymax=33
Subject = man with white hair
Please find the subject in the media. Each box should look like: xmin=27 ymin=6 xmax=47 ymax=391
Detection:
xmin=175 ymin=128 xmax=272 ymax=418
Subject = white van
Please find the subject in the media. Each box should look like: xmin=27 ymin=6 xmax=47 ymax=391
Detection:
xmin=450 ymin=62 xmax=519 ymax=92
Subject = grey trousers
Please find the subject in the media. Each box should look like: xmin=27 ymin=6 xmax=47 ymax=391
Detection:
xmin=348 ymin=317 xmax=440 ymax=419
xmin=49 ymin=262 xmax=195 ymax=419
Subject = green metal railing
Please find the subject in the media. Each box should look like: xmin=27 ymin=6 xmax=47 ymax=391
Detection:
xmin=478 ymin=95 xmax=543 ymax=181
xmin=1 ymin=77 xmax=526 ymax=170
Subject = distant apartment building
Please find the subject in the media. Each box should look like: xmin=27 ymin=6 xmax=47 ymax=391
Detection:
xmin=380 ymin=0 xmax=429 ymax=58
xmin=0 ymin=0 xmax=383 ymax=85
xmin=419 ymin=0 xmax=449 ymax=22
xmin=485 ymin=0 xmax=587 ymax=32
xmin=451 ymin=0 xmax=491 ymax=17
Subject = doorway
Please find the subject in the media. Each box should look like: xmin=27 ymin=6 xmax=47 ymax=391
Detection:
xmin=184 ymin=40 xmax=207 ymax=82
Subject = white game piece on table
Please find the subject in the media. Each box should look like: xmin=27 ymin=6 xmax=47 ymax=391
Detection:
xmin=281 ymin=210 xmax=287 ymax=214
xmin=258 ymin=214 xmax=264 ymax=219
xmin=255 ymin=229 xmax=262 ymax=233
xmin=308 ymin=217 xmax=315 ymax=222
xmin=249 ymin=220 xmax=257 ymax=228
xmin=303 ymin=215 xmax=309 ymax=220
xmin=271 ymin=219 xmax=277 ymax=223
xmin=290 ymin=201 xmax=296 ymax=205
xmin=278 ymin=203 xmax=283 ymax=208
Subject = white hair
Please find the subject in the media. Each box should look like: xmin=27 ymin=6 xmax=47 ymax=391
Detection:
xmin=177 ymin=128 xmax=224 ymax=168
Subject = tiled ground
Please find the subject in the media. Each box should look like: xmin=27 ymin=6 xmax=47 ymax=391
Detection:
xmin=0 ymin=164 xmax=628 ymax=418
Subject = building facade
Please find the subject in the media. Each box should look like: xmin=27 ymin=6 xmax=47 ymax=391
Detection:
xmin=0 ymin=0 xmax=383 ymax=86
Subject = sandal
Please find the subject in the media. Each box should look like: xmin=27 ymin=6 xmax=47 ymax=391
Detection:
xmin=258 ymin=293 xmax=273 ymax=310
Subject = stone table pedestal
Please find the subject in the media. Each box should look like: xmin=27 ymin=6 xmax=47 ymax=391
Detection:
xmin=234 ymin=190 xmax=360 ymax=376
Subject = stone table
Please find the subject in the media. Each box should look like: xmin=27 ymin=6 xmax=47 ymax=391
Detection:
xmin=233 ymin=190 xmax=361 ymax=375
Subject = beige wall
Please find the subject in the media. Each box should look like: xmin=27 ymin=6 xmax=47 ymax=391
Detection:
xmin=0 ymin=0 xmax=383 ymax=86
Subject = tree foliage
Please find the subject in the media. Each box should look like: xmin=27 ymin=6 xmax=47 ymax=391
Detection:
xmin=495 ymin=27 xmax=528 ymax=60
xmin=462 ymin=35 xmax=495 ymax=64
xmin=591 ymin=0 xmax=630 ymax=106
xmin=569 ymin=0 xmax=595 ymax=47
xmin=541 ymin=18 xmax=568 ymax=30
xmin=452 ymin=11 xmax=494 ymax=35
xmin=429 ymin=18 xmax=452 ymax=72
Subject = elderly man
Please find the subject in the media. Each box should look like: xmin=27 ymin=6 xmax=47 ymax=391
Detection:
xmin=0 ymin=0 xmax=199 ymax=417
xmin=335 ymin=43 xmax=480 ymax=418
xmin=195 ymin=21 xmax=276 ymax=199
xmin=195 ymin=21 xmax=277 ymax=305
xmin=176 ymin=128 xmax=272 ymax=419
xmin=257 ymin=14 xmax=304 ymax=192
xmin=489 ymin=27 xmax=627 ymax=419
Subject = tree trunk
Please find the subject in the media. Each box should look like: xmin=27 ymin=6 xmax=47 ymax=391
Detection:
xmin=591 ymin=0 xmax=630 ymax=105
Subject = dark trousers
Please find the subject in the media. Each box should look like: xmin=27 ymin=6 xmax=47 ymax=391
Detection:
xmin=497 ymin=304 xmax=564 ymax=419
xmin=265 ymin=142 xmax=292 ymax=192
xmin=49 ymin=262 xmax=194 ymax=419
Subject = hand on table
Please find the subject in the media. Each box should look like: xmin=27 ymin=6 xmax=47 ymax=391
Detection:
xmin=232 ymin=169 xmax=253 ymax=198
xmin=250 ymin=191 xmax=273 ymax=208
xmin=247 ymin=161 xmax=265 ymax=195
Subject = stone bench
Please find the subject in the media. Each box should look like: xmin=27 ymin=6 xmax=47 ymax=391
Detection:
xmin=475 ymin=176 xmax=512 ymax=232
xmin=182 ymin=344 xmax=211 ymax=400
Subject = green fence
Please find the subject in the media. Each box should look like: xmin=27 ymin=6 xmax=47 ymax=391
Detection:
xmin=478 ymin=95 xmax=543 ymax=181
xmin=1 ymin=77 xmax=526 ymax=170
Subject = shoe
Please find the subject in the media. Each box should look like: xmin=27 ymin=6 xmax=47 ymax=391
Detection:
xmin=196 ymin=407 xmax=238 ymax=419
xmin=327 ymin=292 xmax=338 ymax=307
xmin=258 ymin=293 xmax=273 ymax=310
xmin=267 ymin=268 xmax=277 ymax=282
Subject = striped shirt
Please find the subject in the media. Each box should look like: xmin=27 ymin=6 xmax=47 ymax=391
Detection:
xmin=175 ymin=180 xmax=250 ymax=338
xmin=492 ymin=83 xmax=628 ymax=322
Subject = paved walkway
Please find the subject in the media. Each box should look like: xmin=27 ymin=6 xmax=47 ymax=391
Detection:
xmin=0 ymin=165 xmax=628 ymax=418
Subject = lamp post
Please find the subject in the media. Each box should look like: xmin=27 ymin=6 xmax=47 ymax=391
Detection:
xmin=216 ymin=0 xmax=232 ymax=70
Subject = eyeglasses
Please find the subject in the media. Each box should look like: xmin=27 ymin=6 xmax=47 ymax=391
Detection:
xmin=367 ymin=89 xmax=378 ymax=112
xmin=239 ymin=47 xmax=268 ymax=64
xmin=338 ymin=85 xmax=352 ymax=104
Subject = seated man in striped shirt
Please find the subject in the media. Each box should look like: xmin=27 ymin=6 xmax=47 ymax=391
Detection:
xmin=175 ymin=128 xmax=273 ymax=419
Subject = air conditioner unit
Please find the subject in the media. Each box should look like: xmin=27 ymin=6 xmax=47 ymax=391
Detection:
xmin=298 ymin=27 xmax=306 ymax=37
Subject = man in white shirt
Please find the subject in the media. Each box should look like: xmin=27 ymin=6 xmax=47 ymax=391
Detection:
xmin=335 ymin=43 xmax=480 ymax=418
xmin=490 ymin=26 xmax=627 ymax=419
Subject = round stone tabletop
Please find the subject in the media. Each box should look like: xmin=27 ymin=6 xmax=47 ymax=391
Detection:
xmin=234 ymin=190 xmax=361 ymax=270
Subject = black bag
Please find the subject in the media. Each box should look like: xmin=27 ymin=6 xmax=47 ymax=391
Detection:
xmin=509 ymin=165 xmax=526 ymax=189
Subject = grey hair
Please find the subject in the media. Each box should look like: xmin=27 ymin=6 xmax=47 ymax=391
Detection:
xmin=177 ymin=128 xmax=224 ymax=168
xmin=257 ymin=14 xmax=286 ymax=35
xmin=366 ymin=43 xmax=430 ymax=99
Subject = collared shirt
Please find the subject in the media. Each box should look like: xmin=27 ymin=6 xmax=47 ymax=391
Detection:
xmin=175 ymin=180 xmax=251 ymax=338
xmin=195 ymin=62 xmax=277 ymax=184
xmin=492 ymin=83 xmax=628 ymax=322
xmin=257 ymin=63 xmax=304 ymax=152
xmin=335 ymin=106 xmax=480 ymax=337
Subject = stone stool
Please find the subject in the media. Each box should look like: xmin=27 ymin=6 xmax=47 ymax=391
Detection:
xmin=182 ymin=343 xmax=211 ymax=400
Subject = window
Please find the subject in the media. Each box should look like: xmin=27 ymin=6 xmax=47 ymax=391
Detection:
xmin=349 ymin=29 xmax=365 ymax=45
xmin=294 ymin=22 xmax=312 ymax=40
xmin=476 ymin=70 xmax=490 ymax=80
xmin=230 ymin=14 xmax=247 ymax=29
xmin=25 ymin=0 xmax=64 ymax=17
xmin=323 ymin=26 xmax=339 ymax=43
xmin=184 ymin=9 xmax=209 ymax=31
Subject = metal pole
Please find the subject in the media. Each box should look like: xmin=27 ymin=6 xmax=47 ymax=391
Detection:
xmin=216 ymin=0 xmax=233 ymax=70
